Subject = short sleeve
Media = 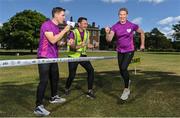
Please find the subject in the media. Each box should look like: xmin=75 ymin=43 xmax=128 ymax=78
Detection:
xmin=41 ymin=23 xmax=52 ymax=33
xmin=133 ymin=23 xmax=139 ymax=31
xmin=111 ymin=24 xmax=117 ymax=33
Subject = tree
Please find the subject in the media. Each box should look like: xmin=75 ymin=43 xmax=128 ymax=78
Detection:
xmin=172 ymin=41 xmax=180 ymax=50
xmin=172 ymin=21 xmax=180 ymax=41
xmin=144 ymin=32 xmax=152 ymax=49
xmin=1 ymin=10 xmax=46 ymax=52
xmin=99 ymin=28 xmax=108 ymax=50
xmin=134 ymin=32 xmax=141 ymax=50
xmin=99 ymin=28 xmax=116 ymax=50
xmin=0 ymin=28 xmax=3 ymax=48
xmin=172 ymin=22 xmax=180 ymax=50
xmin=146 ymin=28 xmax=172 ymax=50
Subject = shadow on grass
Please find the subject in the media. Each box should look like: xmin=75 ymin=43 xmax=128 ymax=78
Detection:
xmin=0 ymin=69 xmax=180 ymax=116
xmin=0 ymin=83 xmax=36 ymax=116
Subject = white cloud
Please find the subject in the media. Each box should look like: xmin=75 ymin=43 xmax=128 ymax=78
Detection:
xmin=101 ymin=0 xmax=128 ymax=3
xmin=131 ymin=17 xmax=143 ymax=25
xmin=160 ymin=28 xmax=174 ymax=38
xmin=158 ymin=26 xmax=174 ymax=38
xmin=157 ymin=16 xmax=180 ymax=38
xmin=174 ymin=16 xmax=180 ymax=22
xmin=158 ymin=16 xmax=180 ymax=25
xmin=59 ymin=0 xmax=73 ymax=2
xmin=158 ymin=17 xmax=174 ymax=25
xmin=139 ymin=0 xmax=165 ymax=4
xmin=161 ymin=26 xmax=171 ymax=31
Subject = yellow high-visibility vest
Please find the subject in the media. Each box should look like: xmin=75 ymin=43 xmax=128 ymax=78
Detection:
xmin=67 ymin=29 xmax=89 ymax=58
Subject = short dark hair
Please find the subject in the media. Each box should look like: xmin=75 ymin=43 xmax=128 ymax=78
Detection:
xmin=77 ymin=17 xmax=87 ymax=23
xmin=52 ymin=7 xmax=65 ymax=17
xmin=118 ymin=7 xmax=128 ymax=15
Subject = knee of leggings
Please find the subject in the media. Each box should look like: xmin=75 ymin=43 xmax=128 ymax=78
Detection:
xmin=120 ymin=65 xmax=128 ymax=71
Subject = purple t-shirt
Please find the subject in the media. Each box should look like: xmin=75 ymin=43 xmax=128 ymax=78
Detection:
xmin=111 ymin=20 xmax=139 ymax=53
xmin=37 ymin=20 xmax=60 ymax=58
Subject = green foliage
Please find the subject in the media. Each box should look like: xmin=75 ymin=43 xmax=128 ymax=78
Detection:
xmin=1 ymin=10 xmax=46 ymax=50
xmin=172 ymin=21 xmax=180 ymax=41
xmin=99 ymin=28 xmax=116 ymax=50
xmin=145 ymin=28 xmax=172 ymax=50
xmin=172 ymin=41 xmax=180 ymax=49
xmin=99 ymin=28 xmax=108 ymax=50
xmin=134 ymin=32 xmax=141 ymax=49
xmin=172 ymin=22 xmax=180 ymax=50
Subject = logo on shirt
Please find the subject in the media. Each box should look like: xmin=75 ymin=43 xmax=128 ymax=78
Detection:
xmin=126 ymin=28 xmax=131 ymax=33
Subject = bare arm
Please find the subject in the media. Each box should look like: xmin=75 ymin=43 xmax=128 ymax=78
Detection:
xmin=136 ymin=28 xmax=145 ymax=50
xmin=45 ymin=25 xmax=70 ymax=44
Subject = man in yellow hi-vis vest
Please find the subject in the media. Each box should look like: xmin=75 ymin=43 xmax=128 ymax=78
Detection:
xmin=65 ymin=17 xmax=99 ymax=99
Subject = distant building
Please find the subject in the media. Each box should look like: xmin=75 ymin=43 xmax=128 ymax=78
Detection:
xmin=87 ymin=22 xmax=100 ymax=45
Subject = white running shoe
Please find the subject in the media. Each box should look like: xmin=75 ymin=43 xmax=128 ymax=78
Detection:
xmin=34 ymin=105 xmax=50 ymax=116
xmin=120 ymin=88 xmax=130 ymax=100
xmin=49 ymin=95 xmax=66 ymax=104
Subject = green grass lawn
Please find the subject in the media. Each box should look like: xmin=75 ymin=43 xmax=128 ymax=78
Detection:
xmin=0 ymin=51 xmax=180 ymax=117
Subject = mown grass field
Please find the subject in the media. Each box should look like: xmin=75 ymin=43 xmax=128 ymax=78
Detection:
xmin=0 ymin=51 xmax=180 ymax=117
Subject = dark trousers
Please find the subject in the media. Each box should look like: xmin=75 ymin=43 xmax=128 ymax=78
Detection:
xmin=118 ymin=51 xmax=134 ymax=88
xmin=65 ymin=55 xmax=94 ymax=90
xmin=36 ymin=62 xmax=59 ymax=106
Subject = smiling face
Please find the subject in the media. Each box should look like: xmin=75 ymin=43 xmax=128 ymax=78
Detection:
xmin=118 ymin=8 xmax=128 ymax=24
xmin=78 ymin=19 xmax=88 ymax=30
xmin=77 ymin=17 xmax=88 ymax=31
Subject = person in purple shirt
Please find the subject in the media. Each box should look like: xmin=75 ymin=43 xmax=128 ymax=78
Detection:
xmin=105 ymin=8 xmax=145 ymax=101
xmin=34 ymin=7 xmax=71 ymax=116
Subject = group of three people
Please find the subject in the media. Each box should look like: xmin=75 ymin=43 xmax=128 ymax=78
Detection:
xmin=34 ymin=7 xmax=145 ymax=116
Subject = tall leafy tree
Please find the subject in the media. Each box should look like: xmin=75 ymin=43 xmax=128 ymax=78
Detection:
xmin=172 ymin=21 xmax=180 ymax=50
xmin=148 ymin=28 xmax=172 ymax=49
xmin=1 ymin=10 xmax=46 ymax=52
xmin=172 ymin=21 xmax=180 ymax=41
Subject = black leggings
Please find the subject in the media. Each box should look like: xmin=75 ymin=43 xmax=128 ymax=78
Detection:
xmin=65 ymin=55 xmax=94 ymax=90
xmin=118 ymin=51 xmax=134 ymax=88
xmin=36 ymin=62 xmax=59 ymax=106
